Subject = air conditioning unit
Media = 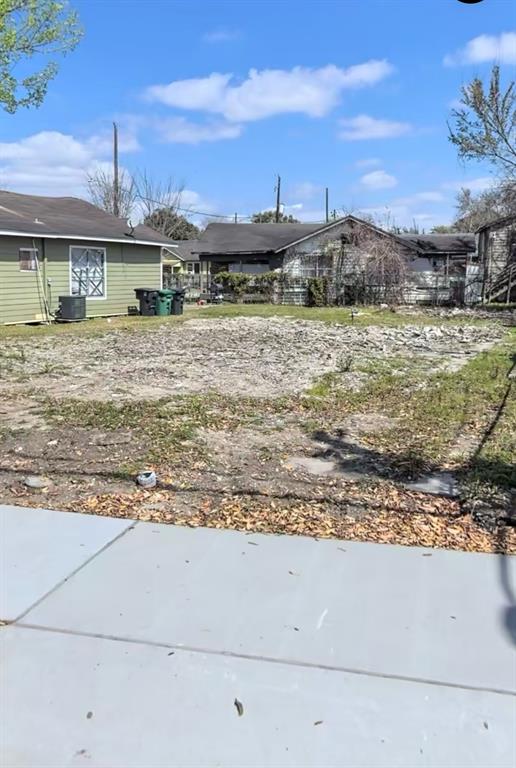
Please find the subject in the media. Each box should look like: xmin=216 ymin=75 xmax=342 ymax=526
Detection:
xmin=58 ymin=295 xmax=86 ymax=321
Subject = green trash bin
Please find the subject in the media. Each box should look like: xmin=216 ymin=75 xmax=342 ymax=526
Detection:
xmin=156 ymin=289 xmax=173 ymax=316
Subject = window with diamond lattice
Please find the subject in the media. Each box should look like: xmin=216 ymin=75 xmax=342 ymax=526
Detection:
xmin=70 ymin=247 xmax=106 ymax=298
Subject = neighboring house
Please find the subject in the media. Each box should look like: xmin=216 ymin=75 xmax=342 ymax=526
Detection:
xmin=195 ymin=216 xmax=475 ymax=304
xmin=476 ymin=215 xmax=516 ymax=304
xmin=397 ymin=232 xmax=476 ymax=304
xmin=0 ymin=191 xmax=170 ymax=324
xmin=162 ymin=239 xmax=210 ymax=298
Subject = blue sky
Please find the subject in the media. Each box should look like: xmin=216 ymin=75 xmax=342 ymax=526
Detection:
xmin=0 ymin=0 xmax=515 ymax=229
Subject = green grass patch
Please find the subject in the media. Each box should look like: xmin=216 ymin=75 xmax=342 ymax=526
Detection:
xmin=301 ymin=334 xmax=516 ymax=488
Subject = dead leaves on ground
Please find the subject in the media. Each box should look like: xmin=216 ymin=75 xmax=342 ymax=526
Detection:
xmin=71 ymin=486 xmax=515 ymax=554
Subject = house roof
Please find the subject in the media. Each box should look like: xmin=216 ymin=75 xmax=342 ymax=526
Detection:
xmin=398 ymin=233 xmax=476 ymax=254
xmin=0 ymin=190 xmax=172 ymax=246
xmin=163 ymin=239 xmax=200 ymax=262
xmin=476 ymin=214 xmax=516 ymax=234
xmin=194 ymin=217 xmax=477 ymax=259
xmin=195 ymin=216 xmax=433 ymax=258
xmin=195 ymin=221 xmax=344 ymax=255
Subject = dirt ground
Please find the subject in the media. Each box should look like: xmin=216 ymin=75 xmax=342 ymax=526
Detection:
xmin=0 ymin=316 xmax=503 ymax=400
xmin=0 ymin=313 xmax=514 ymax=552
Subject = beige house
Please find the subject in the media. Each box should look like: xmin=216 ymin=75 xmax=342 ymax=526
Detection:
xmin=0 ymin=191 xmax=171 ymax=324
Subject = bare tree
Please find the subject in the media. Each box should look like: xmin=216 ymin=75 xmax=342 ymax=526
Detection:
xmin=87 ymin=167 xmax=137 ymax=220
xmin=134 ymin=169 xmax=185 ymax=222
xmin=133 ymin=170 xmax=201 ymax=239
xmin=86 ymin=167 xmax=200 ymax=239
xmin=336 ymin=223 xmax=408 ymax=304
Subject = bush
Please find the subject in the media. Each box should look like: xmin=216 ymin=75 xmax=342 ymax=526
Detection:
xmin=255 ymin=271 xmax=280 ymax=300
xmin=307 ymin=277 xmax=328 ymax=307
xmin=215 ymin=271 xmax=251 ymax=300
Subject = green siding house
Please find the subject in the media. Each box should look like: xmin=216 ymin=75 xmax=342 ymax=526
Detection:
xmin=0 ymin=191 xmax=171 ymax=324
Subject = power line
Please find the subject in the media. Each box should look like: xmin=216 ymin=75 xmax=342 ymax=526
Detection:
xmin=135 ymin=192 xmax=254 ymax=221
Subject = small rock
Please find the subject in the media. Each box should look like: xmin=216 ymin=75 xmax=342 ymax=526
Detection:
xmin=23 ymin=475 xmax=49 ymax=490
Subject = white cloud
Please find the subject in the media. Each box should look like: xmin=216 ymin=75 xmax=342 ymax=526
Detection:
xmin=355 ymin=157 xmax=381 ymax=168
xmin=155 ymin=117 xmax=242 ymax=144
xmin=444 ymin=32 xmax=516 ymax=66
xmin=203 ymin=28 xmax=241 ymax=43
xmin=0 ymin=131 xmax=121 ymax=196
xmin=0 ymin=130 xmax=213 ymax=219
xmin=339 ymin=115 xmax=411 ymax=140
xmin=442 ymin=177 xmax=494 ymax=192
xmin=357 ymin=204 xmax=445 ymax=230
xmin=395 ymin=191 xmax=445 ymax=204
xmin=295 ymin=208 xmax=326 ymax=222
xmin=289 ymin=181 xmax=322 ymax=200
xmin=285 ymin=203 xmax=304 ymax=211
xmin=360 ymin=169 xmax=398 ymax=189
xmin=145 ymin=61 xmax=394 ymax=122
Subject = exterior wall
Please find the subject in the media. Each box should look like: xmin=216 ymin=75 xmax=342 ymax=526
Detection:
xmin=0 ymin=236 xmax=48 ymax=324
xmin=478 ymin=220 xmax=516 ymax=285
xmin=0 ymin=236 xmax=161 ymax=324
xmin=280 ymin=225 xmax=473 ymax=305
xmin=282 ymin=221 xmax=352 ymax=276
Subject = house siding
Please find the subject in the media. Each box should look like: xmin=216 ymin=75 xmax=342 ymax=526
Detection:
xmin=478 ymin=220 xmax=516 ymax=285
xmin=0 ymin=237 xmax=161 ymax=324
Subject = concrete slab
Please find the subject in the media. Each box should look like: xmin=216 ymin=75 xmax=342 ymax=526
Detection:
xmin=22 ymin=522 xmax=516 ymax=693
xmin=2 ymin=625 xmax=514 ymax=768
xmin=0 ymin=505 xmax=134 ymax=621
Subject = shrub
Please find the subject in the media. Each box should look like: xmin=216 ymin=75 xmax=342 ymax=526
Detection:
xmin=255 ymin=271 xmax=280 ymax=300
xmin=215 ymin=271 xmax=251 ymax=300
xmin=307 ymin=277 xmax=328 ymax=307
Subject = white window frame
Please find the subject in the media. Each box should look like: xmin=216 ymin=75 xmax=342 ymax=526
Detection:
xmin=69 ymin=245 xmax=107 ymax=300
xmin=19 ymin=248 xmax=38 ymax=272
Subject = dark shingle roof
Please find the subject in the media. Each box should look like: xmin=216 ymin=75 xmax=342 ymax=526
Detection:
xmin=0 ymin=190 xmax=172 ymax=245
xmin=195 ymin=222 xmax=333 ymax=255
xmin=398 ymin=233 xmax=475 ymax=254
xmin=195 ymin=219 xmax=476 ymax=258
xmin=476 ymin=214 xmax=516 ymax=233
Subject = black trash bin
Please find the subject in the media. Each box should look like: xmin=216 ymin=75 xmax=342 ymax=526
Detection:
xmin=134 ymin=288 xmax=159 ymax=316
xmin=171 ymin=288 xmax=185 ymax=315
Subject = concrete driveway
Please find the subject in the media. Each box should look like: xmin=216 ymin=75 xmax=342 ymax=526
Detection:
xmin=1 ymin=504 xmax=515 ymax=767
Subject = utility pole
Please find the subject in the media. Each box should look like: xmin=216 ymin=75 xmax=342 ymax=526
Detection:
xmin=325 ymin=187 xmax=329 ymax=223
xmin=113 ymin=122 xmax=120 ymax=218
xmin=234 ymin=212 xmax=238 ymax=223
xmin=275 ymin=174 xmax=281 ymax=223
